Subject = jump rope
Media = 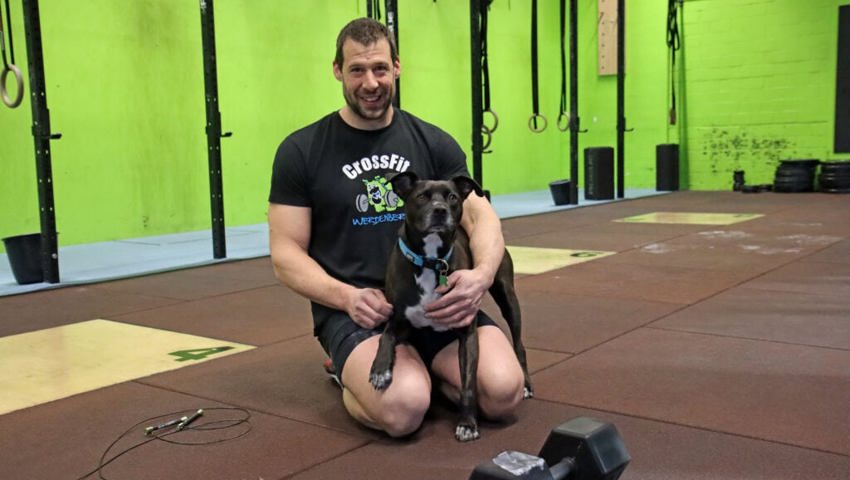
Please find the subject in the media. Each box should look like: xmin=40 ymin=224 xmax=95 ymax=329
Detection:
xmin=74 ymin=407 xmax=252 ymax=480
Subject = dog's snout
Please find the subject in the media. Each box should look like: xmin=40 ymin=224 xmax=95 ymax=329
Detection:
xmin=431 ymin=205 xmax=449 ymax=221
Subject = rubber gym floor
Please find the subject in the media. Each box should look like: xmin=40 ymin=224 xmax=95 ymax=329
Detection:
xmin=1 ymin=190 xmax=849 ymax=479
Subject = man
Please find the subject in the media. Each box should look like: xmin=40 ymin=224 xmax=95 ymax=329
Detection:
xmin=268 ymin=17 xmax=524 ymax=438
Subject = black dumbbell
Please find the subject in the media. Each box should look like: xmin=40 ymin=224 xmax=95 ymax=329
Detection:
xmin=469 ymin=417 xmax=630 ymax=480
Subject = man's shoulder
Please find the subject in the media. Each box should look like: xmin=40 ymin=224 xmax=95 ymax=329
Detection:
xmin=274 ymin=112 xmax=339 ymax=165
xmin=396 ymin=109 xmax=442 ymax=131
xmin=394 ymin=110 xmax=454 ymax=141
xmin=285 ymin=111 xmax=338 ymax=143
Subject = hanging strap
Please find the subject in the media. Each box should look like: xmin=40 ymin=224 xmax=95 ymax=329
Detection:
xmin=0 ymin=0 xmax=24 ymax=108
xmin=528 ymin=0 xmax=546 ymax=132
xmin=557 ymin=0 xmax=570 ymax=131
xmin=666 ymin=0 xmax=681 ymax=125
xmin=2 ymin=0 xmax=14 ymax=65
xmin=367 ymin=0 xmax=382 ymax=20
xmin=480 ymin=0 xmax=497 ymax=151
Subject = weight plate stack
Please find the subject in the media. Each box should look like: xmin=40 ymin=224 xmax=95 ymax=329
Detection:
xmin=773 ymin=159 xmax=819 ymax=193
xmin=818 ymin=160 xmax=850 ymax=193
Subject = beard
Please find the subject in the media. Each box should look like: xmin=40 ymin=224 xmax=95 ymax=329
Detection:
xmin=342 ymin=84 xmax=394 ymax=123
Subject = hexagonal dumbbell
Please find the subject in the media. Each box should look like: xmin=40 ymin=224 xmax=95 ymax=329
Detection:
xmin=469 ymin=417 xmax=630 ymax=480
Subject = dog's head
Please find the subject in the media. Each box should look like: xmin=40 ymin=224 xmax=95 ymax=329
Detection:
xmin=388 ymin=172 xmax=483 ymax=240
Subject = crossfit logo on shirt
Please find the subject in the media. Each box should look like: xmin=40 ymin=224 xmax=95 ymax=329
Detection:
xmin=355 ymin=175 xmax=404 ymax=213
xmin=342 ymin=153 xmax=410 ymax=180
xmin=351 ymin=175 xmax=406 ymax=226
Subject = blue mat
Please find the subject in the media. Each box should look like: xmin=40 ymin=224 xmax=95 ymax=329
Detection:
xmin=0 ymin=188 xmax=665 ymax=297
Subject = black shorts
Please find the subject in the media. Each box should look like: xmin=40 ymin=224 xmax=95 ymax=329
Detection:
xmin=317 ymin=310 xmax=498 ymax=383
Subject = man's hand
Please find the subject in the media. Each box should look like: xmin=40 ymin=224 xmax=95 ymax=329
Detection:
xmin=424 ymin=268 xmax=491 ymax=329
xmin=346 ymin=287 xmax=393 ymax=329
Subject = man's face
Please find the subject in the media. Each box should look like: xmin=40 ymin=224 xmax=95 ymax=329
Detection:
xmin=333 ymin=37 xmax=400 ymax=129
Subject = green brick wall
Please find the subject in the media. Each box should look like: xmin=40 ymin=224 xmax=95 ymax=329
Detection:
xmin=0 ymin=1 xmax=844 ymax=250
xmin=682 ymin=0 xmax=844 ymax=188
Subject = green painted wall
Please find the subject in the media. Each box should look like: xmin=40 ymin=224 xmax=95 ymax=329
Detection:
xmin=0 ymin=0 xmax=355 ymax=250
xmin=0 ymin=1 xmax=844 ymax=251
xmin=682 ymin=0 xmax=844 ymax=188
xmin=576 ymin=0 xmax=670 ymax=191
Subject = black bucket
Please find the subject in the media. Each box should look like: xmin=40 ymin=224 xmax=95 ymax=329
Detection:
xmin=549 ymin=179 xmax=571 ymax=206
xmin=2 ymin=233 xmax=44 ymax=285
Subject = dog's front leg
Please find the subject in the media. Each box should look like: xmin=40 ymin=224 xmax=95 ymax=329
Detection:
xmin=455 ymin=326 xmax=480 ymax=442
xmin=369 ymin=319 xmax=405 ymax=391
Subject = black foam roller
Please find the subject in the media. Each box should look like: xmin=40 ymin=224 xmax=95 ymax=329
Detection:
xmin=584 ymin=147 xmax=615 ymax=200
xmin=656 ymin=144 xmax=680 ymax=191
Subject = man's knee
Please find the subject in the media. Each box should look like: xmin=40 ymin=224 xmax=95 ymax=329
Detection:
xmin=478 ymin=368 xmax=524 ymax=420
xmin=375 ymin=378 xmax=431 ymax=437
xmin=472 ymin=326 xmax=526 ymax=419
xmin=347 ymin=343 xmax=432 ymax=437
xmin=479 ymin=386 xmax=523 ymax=420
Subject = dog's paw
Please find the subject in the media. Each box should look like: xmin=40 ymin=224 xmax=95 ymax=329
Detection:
xmin=523 ymin=385 xmax=535 ymax=399
xmin=455 ymin=423 xmax=480 ymax=442
xmin=369 ymin=370 xmax=393 ymax=391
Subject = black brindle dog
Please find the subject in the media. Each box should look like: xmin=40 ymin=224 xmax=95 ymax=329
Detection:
xmin=369 ymin=172 xmax=533 ymax=442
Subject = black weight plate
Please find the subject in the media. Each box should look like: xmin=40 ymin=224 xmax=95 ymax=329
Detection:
xmin=775 ymin=171 xmax=816 ymax=180
xmin=820 ymin=187 xmax=850 ymax=193
xmin=774 ymin=173 xmax=811 ymax=180
xmin=773 ymin=177 xmax=814 ymax=187
xmin=779 ymin=159 xmax=820 ymax=166
xmin=774 ymin=182 xmax=814 ymax=192
xmin=774 ymin=172 xmax=815 ymax=181
xmin=822 ymin=171 xmax=850 ymax=180
xmin=776 ymin=164 xmax=817 ymax=173
xmin=821 ymin=162 xmax=850 ymax=174
xmin=818 ymin=173 xmax=850 ymax=183
xmin=779 ymin=159 xmax=820 ymax=167
xmin=818 ymin=178 xmax=850 ymax=189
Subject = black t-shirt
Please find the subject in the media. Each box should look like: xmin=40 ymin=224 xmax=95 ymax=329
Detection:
xmin=269 ymin=109 xmax=469 ymax=333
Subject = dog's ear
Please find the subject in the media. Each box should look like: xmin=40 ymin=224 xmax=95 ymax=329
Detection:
xmin=387 ymin=171 xmax=419 ymax=199
xmin=451 ymin=175 xmax=484 ymax=200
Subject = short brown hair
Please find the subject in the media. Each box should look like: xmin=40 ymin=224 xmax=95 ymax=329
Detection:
xmin=334 ymin=17 xmax=398 ymax=66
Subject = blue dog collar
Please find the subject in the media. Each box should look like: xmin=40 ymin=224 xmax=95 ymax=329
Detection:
xmin=397 ymin=238 xmax=453 ymax=275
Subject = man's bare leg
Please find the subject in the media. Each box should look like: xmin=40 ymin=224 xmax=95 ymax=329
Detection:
xmin=340 ymin=335 xmax=433 ymax=436
xmin=430 ymin=325 xmax=524 ymax=420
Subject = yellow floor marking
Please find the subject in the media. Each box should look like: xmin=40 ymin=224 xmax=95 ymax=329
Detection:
xmin=0 ymin=319 xmax=254 ymax=415
xmin=507 ymin=246 xmax=615 ymax=274
xmin=615 ymin=212 xmax=763 ymax=225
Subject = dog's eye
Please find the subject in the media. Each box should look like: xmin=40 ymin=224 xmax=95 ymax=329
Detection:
xmin=448 ymin=193 xmax=458 ymax=202
xmin=416 ymin=193 xmax=428 ymax=201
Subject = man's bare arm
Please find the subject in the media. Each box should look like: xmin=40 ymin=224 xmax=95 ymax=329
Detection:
xmin=460 ymin=192 xmax=505 ymax=283
xmin=268 ymin=203 xmax=391 ymax=328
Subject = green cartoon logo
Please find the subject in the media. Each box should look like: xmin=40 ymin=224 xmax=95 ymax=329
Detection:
xmin=356 ymin=175 xmax=404 ymax=213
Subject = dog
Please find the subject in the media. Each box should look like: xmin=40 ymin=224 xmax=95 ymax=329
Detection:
xmin=369 ymin=171 xmax=533 ymax=442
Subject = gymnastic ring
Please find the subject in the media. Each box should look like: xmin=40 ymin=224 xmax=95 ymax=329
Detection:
xmin=528 ymin=113 xmax=547 ymax=133
xmin=557 ymin=112 xmax=572 ymax=132
xmin=482 ymin=108 xmax=499 ymax=133
xmin=481 ymin=126 xmax=493 ymax=152
xmin=1 ymin=63 xmax=24 ymax=108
